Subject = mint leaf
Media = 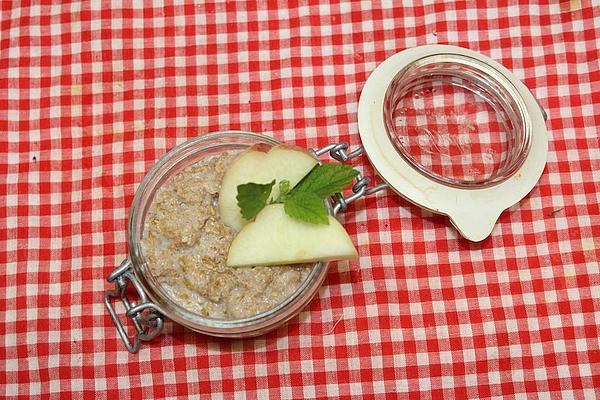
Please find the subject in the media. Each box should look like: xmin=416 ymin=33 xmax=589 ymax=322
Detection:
xmin=284 ymin=192 xmax=329 ymax=225
xmin=292 ymin=163 xmax=359 ymax=198
xmin=236 ymin=180 xmax=275 ymax=220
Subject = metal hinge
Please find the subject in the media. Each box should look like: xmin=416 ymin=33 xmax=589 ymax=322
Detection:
xmin=104 ymin=259 xmax=165 ymax=353
xmin=311 ymin=142 xmax=387 ymax=214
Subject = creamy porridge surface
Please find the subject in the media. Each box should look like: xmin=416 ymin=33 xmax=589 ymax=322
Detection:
xmin=142 ymin=152 xmax=312 ymax=319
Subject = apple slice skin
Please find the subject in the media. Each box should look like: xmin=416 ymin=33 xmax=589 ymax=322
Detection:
xmin=226 ymin=204 xmax=358 ymax=267
xmin=218 ymin=144 xmax=319 ymax=232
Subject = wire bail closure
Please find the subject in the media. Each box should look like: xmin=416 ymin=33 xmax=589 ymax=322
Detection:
xmin=311 ymin=142 xmax=387 ymax=214
xmin=104 ymin=259 xmax=165 ymax=353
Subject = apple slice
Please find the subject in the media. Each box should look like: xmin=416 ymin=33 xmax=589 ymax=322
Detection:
xmin=219 ymin=144 xmax=318 ymax=232
xmin=226 ymin=204 xmax=358 ymax=267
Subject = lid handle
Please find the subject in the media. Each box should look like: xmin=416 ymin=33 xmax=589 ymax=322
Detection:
xmin=448 ymin=208 xmax=503 ymax=242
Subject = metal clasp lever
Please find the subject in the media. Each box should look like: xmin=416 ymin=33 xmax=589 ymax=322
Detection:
xmin=311 ymin=142 xmax=387 ymax=214
xmin=105 ymin=259 xmax=165 ymax=353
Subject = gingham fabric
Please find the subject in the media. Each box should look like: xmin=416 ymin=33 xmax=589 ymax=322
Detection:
xmin=1 ymin=1 xmax=599 ymax=399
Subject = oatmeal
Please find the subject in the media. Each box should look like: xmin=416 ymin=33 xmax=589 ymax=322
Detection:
xmin=141 ymin=152 xmax=312 ymax=319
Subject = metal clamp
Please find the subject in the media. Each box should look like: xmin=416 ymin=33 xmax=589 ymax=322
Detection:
xmin=104 ymin=259 xmax=165 ymax=353
xmin=311 ymin=142 xmax=388 ymax=214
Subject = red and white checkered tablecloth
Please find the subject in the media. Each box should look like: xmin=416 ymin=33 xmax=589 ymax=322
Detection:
xmin=1 ymin=1 xmax=599 ymax=398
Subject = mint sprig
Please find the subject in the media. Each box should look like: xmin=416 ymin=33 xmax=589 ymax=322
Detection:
xmin=236 ymin=163 xmax=359 ymax=225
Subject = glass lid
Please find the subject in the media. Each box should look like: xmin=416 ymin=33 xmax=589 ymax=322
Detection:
xmin=383 ymin=53 xmax=531 ymax=188
xmin=358 ymin=45 xmax=548 ymax=241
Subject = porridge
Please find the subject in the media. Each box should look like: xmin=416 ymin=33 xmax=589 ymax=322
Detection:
xmin=141 ymin=152 xmax=312 ymax=319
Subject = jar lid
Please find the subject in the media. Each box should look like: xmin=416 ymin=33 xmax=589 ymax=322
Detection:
xmin=358 ymin=45 xmax=548 ymax=241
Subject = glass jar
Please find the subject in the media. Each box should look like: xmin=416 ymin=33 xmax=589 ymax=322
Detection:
xmin=106 ymin=131 xmax=330 ymax=352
